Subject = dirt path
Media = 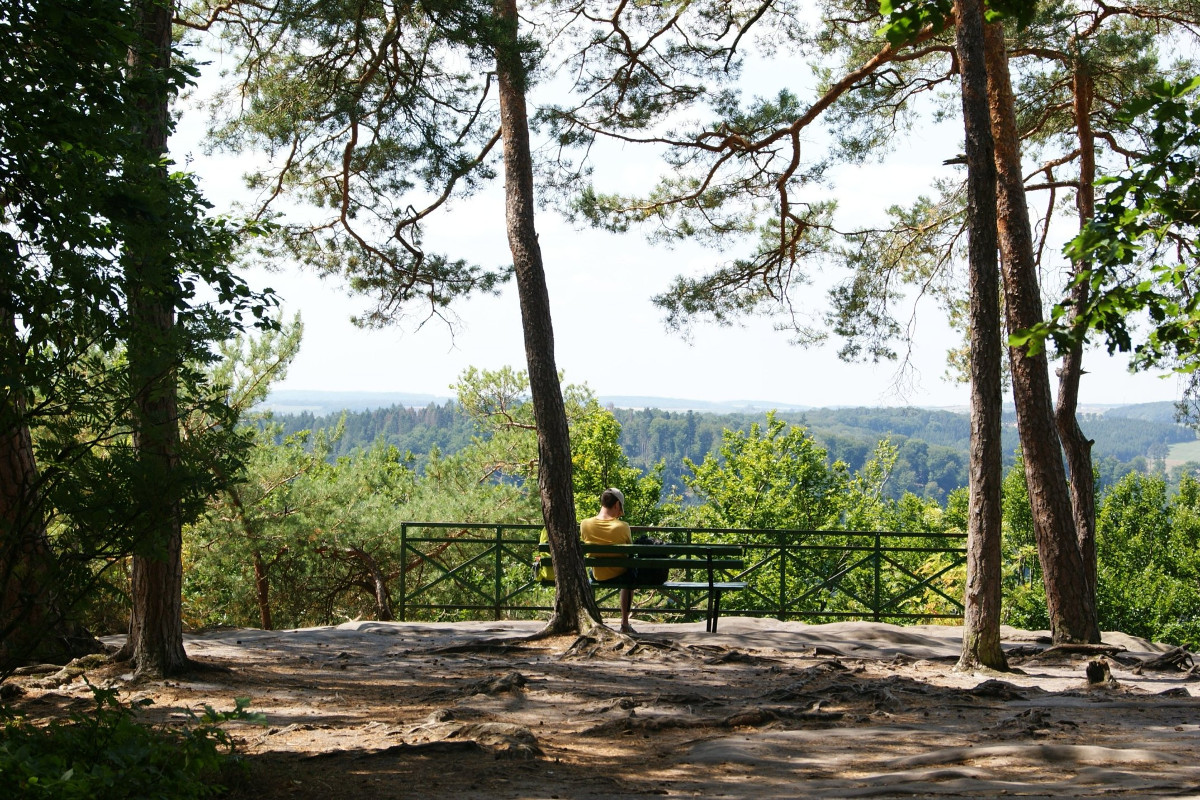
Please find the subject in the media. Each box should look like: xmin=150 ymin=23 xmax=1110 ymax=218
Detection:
xmin=9 ymin=618 xmax=1200 ymax=798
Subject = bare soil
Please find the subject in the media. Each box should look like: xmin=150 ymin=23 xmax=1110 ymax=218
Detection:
xmin=8 ymin=617 xmax=1200 ymax=799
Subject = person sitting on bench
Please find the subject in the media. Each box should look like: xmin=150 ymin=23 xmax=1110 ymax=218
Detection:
xmin=581 ymin=487 xmax=637 ymax=635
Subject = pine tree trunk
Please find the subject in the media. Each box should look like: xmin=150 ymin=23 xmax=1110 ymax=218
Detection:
xmin=253 ymin=551 xmax=274 ymax=630
xmin=954 ymin=0 xmax=1008 ymax=672
xmin=984 ymin=22 xmax=1100 ymax=644
xmin=494 ymin=0 xmax=602 ymax=634
xmin=1056 ymin=63 xmax=1097 ymax=600
xmin=345 ymin=546 xmax=394 ymax=621
xmin=115 ymin=0 xmax=191 ymax=676
xmin=0 ymin=311 xmax=102 ymax=670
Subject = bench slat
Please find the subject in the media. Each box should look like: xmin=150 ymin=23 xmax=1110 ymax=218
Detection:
xmin=539 ymin=556 xmax=744 ymax=570
xmin=537 ymin=543 xmax=742 ymax=557
xmin=592 ymin=581 xmax=748 ymax=591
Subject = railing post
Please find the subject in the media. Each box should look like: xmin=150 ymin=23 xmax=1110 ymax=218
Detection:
xmin=778 ymin=529 xmax=786 ymax=621
xmin=399 ymin=523 xmax=407 ymax=622
xmin=873 ymin=531 xmax=882 ymax=622
xmin=494 ymin=526 xmax=503 ymax=621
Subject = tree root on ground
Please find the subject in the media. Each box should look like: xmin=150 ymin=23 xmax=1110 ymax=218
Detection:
xmin=1015 ymin=643 xmax=1124 ymax=665
xmin=579 ymin=704 xmax=843 ymax=736
xmin=1131 ymin=646 xmax=1197 ymax=675
xmin=558 ymin=627 xmax=634 ymax=659
xmin=426 ymin=640 xmax=550 ymax=656
xmin=558 ymin=629 xmax=711 ymax=660
xmin=400 ymin=714 xmax=544 ymax=760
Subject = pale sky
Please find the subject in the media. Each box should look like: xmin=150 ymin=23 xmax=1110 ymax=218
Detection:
xmin=173 ymin=46 xmax=1186 ymax=412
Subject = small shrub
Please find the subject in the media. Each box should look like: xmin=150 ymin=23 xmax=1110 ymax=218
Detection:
xmin=0 ymin=682 xmax=264 ymax=799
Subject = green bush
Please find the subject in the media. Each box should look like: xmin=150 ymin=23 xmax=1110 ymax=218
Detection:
xmin=0 ymin=683 xmax=263 ymax=799
xmin=1095 ymin=473 xmax=1200 ymax=648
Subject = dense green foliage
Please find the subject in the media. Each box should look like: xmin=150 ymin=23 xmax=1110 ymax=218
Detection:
xmin=207 ymin=384 xmax=1200 ymax=645
xmin=1094 ymin=473 xmax=1200 ymax=648
xmin=267 ymin=400 xmax=1192 ymax=501
xmin=1000 ymin=463 xmax=1200 ymax=648
xmin=0 ymin=684 xmax=261 ymax=799
xmin=1 ymin=0 xmax=276 ymax=671
xmin=1000 ymin=455 xmax=1049 ymax=632
xmin=267 ymin=403 xmax=477 ymax=465
xmin=1022 ymin=78 xmax=1200 ymax=367
xmin=667 ymin=417 xmax=965 ymax=620
xmin=681 ymin=412 xmax=851 ymax=530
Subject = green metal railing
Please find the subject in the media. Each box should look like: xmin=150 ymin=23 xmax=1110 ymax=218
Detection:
xmin=397 ymin=522 xmax=967 ymax=623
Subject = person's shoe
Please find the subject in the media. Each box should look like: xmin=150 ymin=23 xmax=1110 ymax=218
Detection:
xmin=620 ymin=624 xmax=638 ymax=635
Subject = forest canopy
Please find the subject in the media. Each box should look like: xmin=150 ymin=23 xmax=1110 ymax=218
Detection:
xmin=262 ymin=396 xmax=1194 ymax=501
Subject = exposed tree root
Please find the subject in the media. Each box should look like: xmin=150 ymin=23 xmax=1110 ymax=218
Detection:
xmin=427 ymin=640 xmax=547 ymax=656
xmin=531 ymin=606 xmax=607 ymax=640
xmin=107 ymin=655 xmax=233 ymax=684
xmin=968 ymin=679 xmax=1032 ymax=700
xmin=580 ymin=704 xmax=844 ymax=736
xmin=1016 ymin=642 xmax=1124 ymax=664
xmin=557 ymin=628 xmax=709 ymax=660
xmin=29 ymin=653 xmax=112 ymax=688
xmin=1131 ymin=647 xmax=1197 ymax=675
xmin=558 ymin=626 xmax=633 ymax=660
xmin=462 ymin=670 xmax=527 ymax=695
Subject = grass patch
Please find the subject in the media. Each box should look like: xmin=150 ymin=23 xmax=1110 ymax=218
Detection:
xmin=1166 ymin=440 xmax=1200 ymax=467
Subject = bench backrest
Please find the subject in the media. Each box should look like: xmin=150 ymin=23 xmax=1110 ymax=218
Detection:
xmin=535 ymin=543 xmax=744 ymax=579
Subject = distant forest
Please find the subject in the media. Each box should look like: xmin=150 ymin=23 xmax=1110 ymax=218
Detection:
xmin=263 ymin=402 xmax=1195 ymax=501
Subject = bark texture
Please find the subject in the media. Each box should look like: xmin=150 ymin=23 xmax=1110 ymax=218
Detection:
xmin=1056 ymin=62 xmax=1098 ymax=599
xmin=984 ymin=22 xmax=1100 ymax=644
xmin=494 ymin=0 xmax=602 ymax=634
xmin=954 ymin=0 xmax=1008 ymax=672
xmin=115 ymin=0 xmax=191 ymax=676
xmin=0 ymin=312 xmax=102 ymax=670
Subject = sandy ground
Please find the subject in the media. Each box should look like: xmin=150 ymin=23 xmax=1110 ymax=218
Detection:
xmin=8 ymin=616 xmax=1200 ymax=799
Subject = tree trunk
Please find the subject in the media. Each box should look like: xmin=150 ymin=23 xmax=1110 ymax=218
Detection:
xmin=494 ymin=0 xmax=602 ymax=634
xmin=1 ymin=380 xmax=85 ymax=667
xmin=984 ymin=22 xmax=1100 ymax=644
xmin=0 ymin=310 xmax=102 ymax=670
xmin=954 ymin=0 xmax=1008 ymax=672
xmin=346 ymin=546 xmax=393 ymax=621
xmin=253 ymin=550 xmax=274 ymax=630
xmin=114 ymin=0 xmax=192 ymax=676
xmin=1055 ymin=62 xmax=1097 ymax=600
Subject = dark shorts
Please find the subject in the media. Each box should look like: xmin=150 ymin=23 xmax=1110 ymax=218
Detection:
xmin=593 ymin=568 xmax=639 ymax=586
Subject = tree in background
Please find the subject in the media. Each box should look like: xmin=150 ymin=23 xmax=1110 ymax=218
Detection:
xmin=0 ymin=0 xmax=135 ymax=669
xmin=113 ymin=0 xmax=278 ymax=677
xmin=1022 ymin=78 xmax=1200 ymax=411
xmin=194 ymin=0 xmax=611 ymax=635
xmin=1095 ymin=473 xmax=1200 ymax=648
xmin=454 ymin=366 xmax=667 ymax=524
xmin=947 ymin=0 xmax=1007 ymax=670
xmin=683 ymin=411 xmax=849 ymax=531
xmin=2 ymin=0 xmax=271 ymax=672
xmin=570 ymin=411 xmax=670 ymax=527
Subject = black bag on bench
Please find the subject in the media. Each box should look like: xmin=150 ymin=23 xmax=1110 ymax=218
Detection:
xmin=633 ymin=534 xmax=669 ymax=585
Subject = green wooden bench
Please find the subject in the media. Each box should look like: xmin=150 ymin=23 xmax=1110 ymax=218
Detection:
xmin=536 ymin=542 xmax=746 ymax=632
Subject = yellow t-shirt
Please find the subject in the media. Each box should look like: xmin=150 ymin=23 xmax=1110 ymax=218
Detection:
xmin=580 ymin=517 xmax=632 ymax=581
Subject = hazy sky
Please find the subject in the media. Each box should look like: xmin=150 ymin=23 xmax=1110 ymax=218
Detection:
xmin=175 ymin=46 xmax=1185 ymax=411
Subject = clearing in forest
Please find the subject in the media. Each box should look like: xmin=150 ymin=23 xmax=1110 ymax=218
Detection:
xmin=8 ymin=618 xmax=1200 ymax=798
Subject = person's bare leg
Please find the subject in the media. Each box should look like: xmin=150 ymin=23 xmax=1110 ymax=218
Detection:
xmin=620 ymin=588 xmax=635 ymax=634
